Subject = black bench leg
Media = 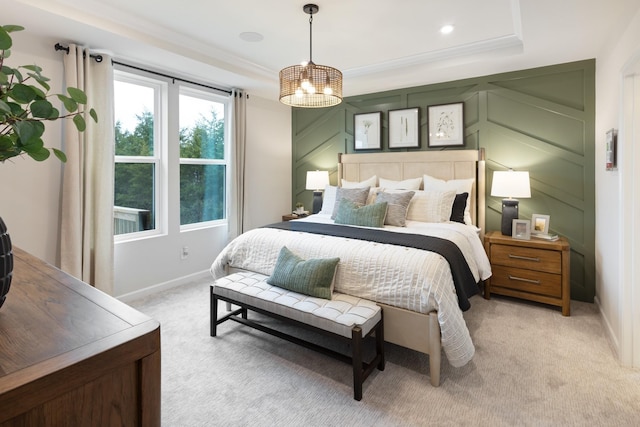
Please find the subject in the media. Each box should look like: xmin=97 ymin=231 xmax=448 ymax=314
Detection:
xmin=376 ymin=317 xmax=385 ymax=371
xmin=352 ymin=326 xmax=363 ymax=401
xmin=210 ymin=287 xmax=219 ymax=337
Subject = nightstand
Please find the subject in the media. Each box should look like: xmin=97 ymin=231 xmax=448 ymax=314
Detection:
xmin=484 ymin=230 xmax=571 ymax=316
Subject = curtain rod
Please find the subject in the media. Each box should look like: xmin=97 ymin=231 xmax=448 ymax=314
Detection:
xmin=54 ymin=43 xmax=235 ymax=96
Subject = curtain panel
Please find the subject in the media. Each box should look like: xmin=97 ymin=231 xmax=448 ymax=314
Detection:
xmin=60 ymin=45 xmax=115 ymax=294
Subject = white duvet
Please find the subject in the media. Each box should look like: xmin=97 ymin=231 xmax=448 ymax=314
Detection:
xmin=210 ymin=213 xmax=491 ymax=367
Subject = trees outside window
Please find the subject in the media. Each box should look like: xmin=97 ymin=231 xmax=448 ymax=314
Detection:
xmin=113 ymin=70 xmax=228 ymax=238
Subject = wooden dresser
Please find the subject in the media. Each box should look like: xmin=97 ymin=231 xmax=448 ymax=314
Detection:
xmin=484 ymin=230 xmax=571 ymax=316
xmin=0 ymin=248 xmax=161 ymax=426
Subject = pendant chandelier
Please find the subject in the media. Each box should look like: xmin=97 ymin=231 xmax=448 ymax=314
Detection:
xmin=279 ymin=4 xmax=343 ymax=108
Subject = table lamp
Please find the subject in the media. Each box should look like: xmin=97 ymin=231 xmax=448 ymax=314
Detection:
xmin=306 ymin=170 xmax=330 ymax=214
xmin=491 ymin=170 xmax=531 ymax=235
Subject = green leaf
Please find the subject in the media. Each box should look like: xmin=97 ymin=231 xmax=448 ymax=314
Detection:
xmin=0 ymin=27 xmax=11 ymax=50
xmin=29 ymin=85 xmax=46 ymax=99
xmin=13 ymin=121 xmax=44 ymax=145
xmin=90 ymin=108 xmax=98 ymax=123
xmin=48 ymin=106 xmax=60 ymax=119
xmin=30 ymin=99 xmax=54 ymax=118
xmin=0 ymin=100 xmax=11 ymax=114
xmin=1 ymin=25 xmax=25 ymax=33
xmin=52 ymin=148 xmax=67 ymax=163
xmin=57 ymin=94 xmax=78 ymax=112
xmin=28 ymin=74 xmax=51 ymax=92
xmin=21 ymin=137 xmax=44 ymax=152
xmin=8 ymin=83 xmax=37 ymax=103
xmin=73 ymin=114 xmax=87 ymax=131
xmin=67 ymin=87 xmax=88 ymax=104
xmin=27 ymin=146 xmax=50 ymax=162
xmin=0 ymin=135 xmax=13 ymax=150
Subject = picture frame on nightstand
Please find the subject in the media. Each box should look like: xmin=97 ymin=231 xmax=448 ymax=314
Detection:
xmin=531 ymin=214 xmax=550 ymax=235
xmin=512 ymin=219 xmax=531 ymax=240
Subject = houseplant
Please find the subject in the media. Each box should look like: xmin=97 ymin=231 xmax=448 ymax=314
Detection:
xmin=0 ymin=24 xmax=98 ymax=308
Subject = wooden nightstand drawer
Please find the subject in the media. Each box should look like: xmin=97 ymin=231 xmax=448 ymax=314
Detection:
xmin=491 ymin=265 xmax=562 ymax=298
xmin=490 ymin=244 xmax=561 ymax=274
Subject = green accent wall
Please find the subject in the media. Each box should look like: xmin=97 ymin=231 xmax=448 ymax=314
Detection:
xmin=291 ymin=59 xmax=596 ymax=302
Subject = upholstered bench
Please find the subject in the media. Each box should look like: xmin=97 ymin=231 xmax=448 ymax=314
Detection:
xmin=210 ymin=271 xmax=385 ymax=401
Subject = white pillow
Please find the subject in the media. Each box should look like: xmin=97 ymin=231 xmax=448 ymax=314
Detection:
xmin=319 ymin=185 xmax=337 ymax=215
xmin=406 ymin=190 xmax=457 ymax=223
xmin=341 ymin=175 xmax=377 ymax=188
xmin=379 ymin=177 xmax=422 ymax=190
xmin=423 ymin=174 xmax=474 ymax=225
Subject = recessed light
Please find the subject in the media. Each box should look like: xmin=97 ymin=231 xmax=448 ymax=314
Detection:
xmin=440 ymin=25 xmax=454 ymax=35
xmin=239 ymin=32 xmax=264 ymax=42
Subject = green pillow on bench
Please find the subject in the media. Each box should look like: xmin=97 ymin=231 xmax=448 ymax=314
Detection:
xmin=267 ymin=246 xmax=340 ymax=299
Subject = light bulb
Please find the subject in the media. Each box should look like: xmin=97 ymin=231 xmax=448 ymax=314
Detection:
xmin=323 ymin=87 xmax=333 ymax=95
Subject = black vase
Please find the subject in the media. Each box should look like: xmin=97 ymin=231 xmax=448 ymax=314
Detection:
xmin=0 ymin=216 xmax=13 ymax=309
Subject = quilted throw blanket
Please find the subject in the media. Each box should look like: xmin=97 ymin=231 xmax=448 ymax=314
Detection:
xmin=210 ymin=218 xmax=490 ymax=367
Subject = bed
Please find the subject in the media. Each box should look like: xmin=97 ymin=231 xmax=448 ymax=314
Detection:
xmin=211 ymin=149 xmax=491 ymax=385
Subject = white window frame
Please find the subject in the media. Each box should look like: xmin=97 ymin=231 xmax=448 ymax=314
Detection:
xmin=113 ymin=69 xmax=167 ymax=242
xmin=178 ymin=84 xmax=230 ymax=231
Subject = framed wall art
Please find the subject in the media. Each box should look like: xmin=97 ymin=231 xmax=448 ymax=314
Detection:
xmin=427 ymin=102 xmax=464 ymax=147
xmin=605 ymin=128 xmax=617 ymax=170
xmin=388 ymin=107 xmax=420 ymax=148
xmin=354 ymin=112 xmax=382 ymax=150
xmin=512 ymin=219 xmax=531 ymax=240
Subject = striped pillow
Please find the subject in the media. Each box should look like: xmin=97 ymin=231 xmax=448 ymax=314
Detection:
xmin=334 ymin=199 xmax=388 ymax=228
xmin=267 ymin=246 xmax=340 ymax=299
xmin=406 ymin=190 xmax=457 ymax=223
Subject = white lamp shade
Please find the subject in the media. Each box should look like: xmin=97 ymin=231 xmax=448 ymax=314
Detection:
xmin=491 ymin=170 xmax=531 ymax=198
xmin=306 ymin=170 xmax=329 ymax=191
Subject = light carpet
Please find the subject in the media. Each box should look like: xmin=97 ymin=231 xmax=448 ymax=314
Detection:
xmin=129 ymin=280 xmax=640 ymax=426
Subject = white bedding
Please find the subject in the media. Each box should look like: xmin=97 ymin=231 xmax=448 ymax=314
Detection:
xmin=210 ymin=214 xmax=491 ymax=367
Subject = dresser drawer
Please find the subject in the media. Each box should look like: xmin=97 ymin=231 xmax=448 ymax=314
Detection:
xmin=491 ymin=266 xmax=562 ymax=298
xmin=490 ymin=244 xmax=561 ymax=274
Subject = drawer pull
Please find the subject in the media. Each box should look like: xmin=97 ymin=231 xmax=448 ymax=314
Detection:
xmin=508 ymin=254 xmax=540 ymax=262
xmin=508 ymin=275 xmax=541 ymax=285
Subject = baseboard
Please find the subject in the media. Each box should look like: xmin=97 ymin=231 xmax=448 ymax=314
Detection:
xmin=117 ymin=269 xmax=211 ymax=303
xmin=594 ymin=295 xmax=620 ymax=361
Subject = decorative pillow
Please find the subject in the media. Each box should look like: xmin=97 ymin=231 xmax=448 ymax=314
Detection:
xmin=319 ymin=185 xmax=337 ymax=215
xmin=450 ymin=192 xmax=468 ymax=223
xmin=375 ymin=191 xmax=415 ymax=227
xmin=267 ymin=246 xmax=340 ymax=299
xmin=334 ymin=199 xmax=388 ymax=228
xmin=406 ymin=190 xmax=457 ymax=223
xmin=423 ymin=174 xmax=474 ymax=225
xmin=341 ymin=175 xmax=377 ymax=188
xmin=379 ymin=177 xmax=422 ymax=190
xmin=331 ymin=186 xmax=371 ymax=219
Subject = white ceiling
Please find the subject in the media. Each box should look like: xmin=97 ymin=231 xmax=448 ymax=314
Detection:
xmin=4 ymin=0 xmax=640 ymax=100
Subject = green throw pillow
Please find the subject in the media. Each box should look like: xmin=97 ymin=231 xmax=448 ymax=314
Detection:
xmin=334 ymin=199 xmax=388 ymax=228
xmin=267 ymin=246 xmax=340 ymax=299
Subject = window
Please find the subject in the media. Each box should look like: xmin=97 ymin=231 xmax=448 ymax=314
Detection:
xmin=179 ymin=88 xmax=227 ymax=227
xmin=113 ymin=68 xmax=230 ymax=239
xmin=113 ymin=72 xmax=163 ymax=237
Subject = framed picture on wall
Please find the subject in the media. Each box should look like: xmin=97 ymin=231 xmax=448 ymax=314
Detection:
xmin=427 ymin=102 xmax=464 ymax=147
xmin=605 ymin=128 xmax=617 ymax=170
xmin=388 ymin=107 xmax=420 ymax=148
xmin=354 ymin=112 xmax=382 ymax=150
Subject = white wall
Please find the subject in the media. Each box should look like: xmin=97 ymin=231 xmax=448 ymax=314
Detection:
xmin=595 ymin=7 xmax=640 ymax=364
xmin=115 ymin=95 xmax=291 ymax=299
xmin=1 ymin=30 xmax=292 ymax=299
xmin=0 ymin=32 xmax=65 ymax=266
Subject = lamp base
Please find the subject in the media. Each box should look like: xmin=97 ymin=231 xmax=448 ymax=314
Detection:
xmin=312 ymin=191 xmax=323 ymax=214
xmin=501 ymin=199 xmax=519 ymax=236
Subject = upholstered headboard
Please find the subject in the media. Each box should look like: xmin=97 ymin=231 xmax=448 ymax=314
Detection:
xmin=337 ymin=150 xmax=486 ymax=235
